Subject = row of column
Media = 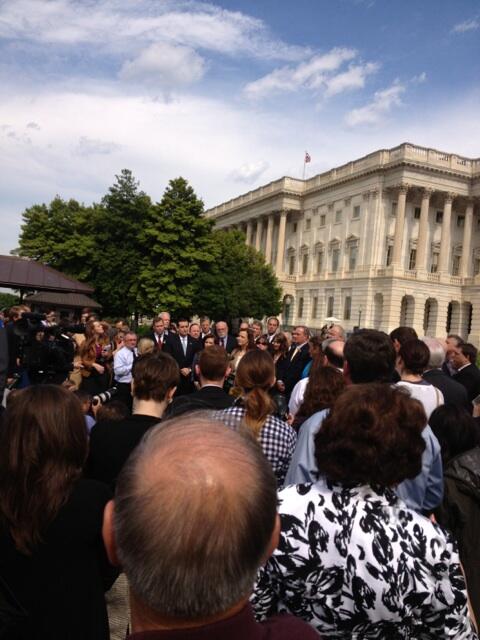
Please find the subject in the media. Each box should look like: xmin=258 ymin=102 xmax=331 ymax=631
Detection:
xmin=244 ymin=211 xmax=288 ymax=275
xmin=391 ymin=185 xmax=475 ymax=277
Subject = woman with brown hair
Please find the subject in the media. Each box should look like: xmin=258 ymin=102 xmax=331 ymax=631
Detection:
xmin=252 ymin=384 xmax=477 ymax=638
xmin=78 ymin=319 xmax=112 ymax=395
xmin=292 ymin=365 xmax=345 ymax=431
xmin=0 ymin=385 xmax=117 ymax=639
xmin=218 ymin=349 xmax=296 ymax=486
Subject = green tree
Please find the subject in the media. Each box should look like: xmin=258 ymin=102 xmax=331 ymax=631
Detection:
xmin=193 ymin=229 xmax=282 ymax=322
xmin=90 ymin=169 xmax=152 ymax=317
xmin=138 ymin=177 xmax=215 ymax=316
xmin=0 ymin=292 xmax=19 ymax=310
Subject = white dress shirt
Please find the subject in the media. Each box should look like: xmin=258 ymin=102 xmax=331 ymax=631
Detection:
xmin=113 ymin=346 xmax=137 ymax=383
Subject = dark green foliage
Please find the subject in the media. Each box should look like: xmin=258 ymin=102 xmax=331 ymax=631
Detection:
xmin=16 ymin=172 xmax=282 ymax=320
xmin=138 ymin=177 xmax=215 ymax=317
xmin=193 ymin=229 xmax=282 ymax=322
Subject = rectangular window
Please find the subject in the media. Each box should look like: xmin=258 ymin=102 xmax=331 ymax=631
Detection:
xmin=289 ymin=255 xmax=295 ymax=275
xmin=344 ymin=296 xmax=352 ymax=321
xmin=452 ymin=255 xmax=461 ymax=276
xmin=436 ymin=211 xmax=443 ymax=224
xmin=302 ymin=253 xmax=308 ymax=275
xmin=430 ymin=252 xmax=439 ymax=273
xmin=391 ymin=202 xmax=397 ymax=217
xmin=332 ymin=248 xmax=340 ymax=272
xmin=409 ymin=249 xmax=417 ymax=270
xmin=457 ymin=215 xmax=465 ymax=228
xmin=327 ymin=296 xmax=334 ymax=317
xmin=293 ymin=222 xmax=297 ymax=233
xmin=305 ymin=218 xmax=311 ymax=230
xmin=352 ymin=205 xmax=360 ymax=219
xmin=414 ymin=207 xmax=421 ymax=219
xmin=474 ymin=259 xmax=480 ymax=276
xmin=319 ymin=214 xmax=326 ymax=227
xmin=298 ymin=297 xmax=304 ymax=318
xmin=335 ymin=210 xmax=342 ymax=224
xmin=349 ymin=245 xmax=357 ymax=271
xmin=312 ymin=296 xmax=318 ymax=319
xmin=317 ymin=251 xmax=324 ymax=273
xmin=386 ymin=245 xmax=393 ymax=266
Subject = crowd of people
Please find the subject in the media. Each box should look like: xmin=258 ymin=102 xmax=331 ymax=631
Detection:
xmin=0 ymin=303 xmax=480 ymax=639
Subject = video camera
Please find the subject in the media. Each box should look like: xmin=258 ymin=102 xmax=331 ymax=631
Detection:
xmin=14 ymin=313 xmax=85 ymax=339
xmin=92 ymin=386 xmax=118 ymax=407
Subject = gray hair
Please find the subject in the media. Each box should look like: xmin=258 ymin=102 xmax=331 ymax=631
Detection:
xmin=114 ymin=413 xmax=277 ymax=620
xmin=422 ymin=337 xmax=446 ymax=368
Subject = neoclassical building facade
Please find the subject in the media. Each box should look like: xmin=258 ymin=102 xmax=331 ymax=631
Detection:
xmin=205 ymin=143 xmax=480 ymax=343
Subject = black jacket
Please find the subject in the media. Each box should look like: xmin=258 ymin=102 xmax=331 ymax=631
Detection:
xmin=86 ymin=414 xmax=160 ymax=489
xmin=163 ymin=335 xmax=202 ymax=395
xmin=435 ymin=447 xmax=480 ymax=622
xmin=216 ymin=335 xmax=237 ymax=354
xmin=168 ymin=385 xmax=234 ymax=417
xmin=282 ymin=343 xmax=311 ymax=399
xmin=423 ymin=368 xmax=470 ymax=412
xmin=452 ymin=364 xmax=480 ymax=403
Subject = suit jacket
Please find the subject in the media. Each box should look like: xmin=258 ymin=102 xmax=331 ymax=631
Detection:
xmin=217 ymin=335 xmax=237 ymax=354
xmin=164 ymin=334 xmax=201 ymax=394
xmin=168 ymin=384 xmax=234 ymax=417
xmin=452 ymin=364 xmax=480 ymax=404
xmin=283 ymin=343 xmax=311 ymax=399
xmin=423 ymin=368 xmax=470 ymax=412
xmin=146 ymin=331 xmax=174 ymax=352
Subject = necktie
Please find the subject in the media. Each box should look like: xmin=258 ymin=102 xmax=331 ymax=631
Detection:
xmin=182 ymin=337 xmax=187 ymax=356
xmin=291 ymin=346 xmax=300 ymax=360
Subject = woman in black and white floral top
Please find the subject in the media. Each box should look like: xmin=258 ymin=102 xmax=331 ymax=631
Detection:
xmin=252 ymin=384 xmax=477 ymax=639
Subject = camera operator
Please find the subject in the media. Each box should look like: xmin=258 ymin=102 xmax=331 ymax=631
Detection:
xmin=24 ymin=326 xmax=74 ymax=385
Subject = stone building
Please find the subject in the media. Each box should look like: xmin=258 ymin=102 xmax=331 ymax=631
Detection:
xmin=205 ymin=143 xmax=480 ymax=343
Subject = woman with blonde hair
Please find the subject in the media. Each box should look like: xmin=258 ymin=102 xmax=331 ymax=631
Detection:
xmin=218 ymin=350 xmax=296 ymax=486
xmin=78 ymin=320 xmax=112 ymax=395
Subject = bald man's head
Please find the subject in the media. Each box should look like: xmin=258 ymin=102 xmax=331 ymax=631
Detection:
xmin=112 ymin=414 xmax=278 ymax=622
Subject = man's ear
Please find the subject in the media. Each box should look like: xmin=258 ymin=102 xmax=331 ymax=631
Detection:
xmin=103 ymin=500 xmax=121 ymax=567
xmin=166 ymin=386 xmax=177 ymax=402
xmin=262 ymin=514 xmax=281 ymax=565
xmin=195 ymin=364 xmax=200 ymax=378
xmin=224 ymin=366 xmax=232 ymax=380
xmin=343 ymin=359 xmax=352 ymax=385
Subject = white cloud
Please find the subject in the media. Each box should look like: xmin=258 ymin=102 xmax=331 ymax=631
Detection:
xmin=244 ymin=48 xmax=370 ymax=99
xmin=411 ymin=72 xmax=427 ymax=84
xmin=324 ymin=62 xmax=379 ymax=96
xmin=119 ymin=42 xmax=206 ymax=88
xmin=74 ymin=137 xmax=120 ymax=157
xmin=345 ymin=82 xmax=405 ymax=126
xmin=230 ymin=161 xmax=269 ymax=183
xmin=452 ymin=18 xmax=479 ymax=33
xmin=26 ymin=121 xmax=41 ymax=130
xmin=0 ymin=0 xmax=308 ymax=62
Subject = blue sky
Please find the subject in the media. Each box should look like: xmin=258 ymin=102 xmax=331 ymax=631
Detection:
xmin=0 ymin=0 xmax=479 ymax=253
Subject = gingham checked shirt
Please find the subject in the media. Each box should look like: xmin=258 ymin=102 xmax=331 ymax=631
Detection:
xmin=217 ymin=401 xmax=297 ymax=486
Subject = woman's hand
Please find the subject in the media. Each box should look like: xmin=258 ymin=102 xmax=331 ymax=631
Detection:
xmin=92 ymin=363 xmax=105 ymax=375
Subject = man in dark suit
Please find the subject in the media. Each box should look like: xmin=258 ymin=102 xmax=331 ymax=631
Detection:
xmin=277 ymin=325 xmax=311 ymax=399
xmin=451 ymin=342 xmax=480 ymax=404
xmin=168 ymin=346 xmax=234 ymax=417
xmin=163 ymin=318 xmax=201 ymax=395
xmin=422 ymin=337 xmax=470 ymax=411
xmin=147 ymin=316 xmax=172 ymax=351
xmin=215 ymin=320 xmax=236 ymax=354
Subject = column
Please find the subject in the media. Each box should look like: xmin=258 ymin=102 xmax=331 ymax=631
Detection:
xmin=275 ymin=210 xmax=287 ymax=275
xmin=438 ymin=193 xmax=455 ymax=274
xmin=391 ymin=185 xmax=408 ymax=266
xmin=265 ymin=214 xmax=274 ymax=264
xmin=255 ymin=220 xmax=262 ymax=252
xmin=415 ymin=188 xmax=432 ymax=272
xmin=246 ymin=220 xmax=253 ymax=246
xmin=460 ymin=200 xmax=474 ymax=277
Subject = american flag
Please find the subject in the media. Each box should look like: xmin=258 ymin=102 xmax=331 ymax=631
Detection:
xmin=304 ymin=151 xmax=311 ymax=163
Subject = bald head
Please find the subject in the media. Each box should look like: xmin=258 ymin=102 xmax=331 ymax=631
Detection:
xmin=323 ymin=338 xmax=344 ymax=369
xmin=113 ymin=414 xmax=277 ymax=622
